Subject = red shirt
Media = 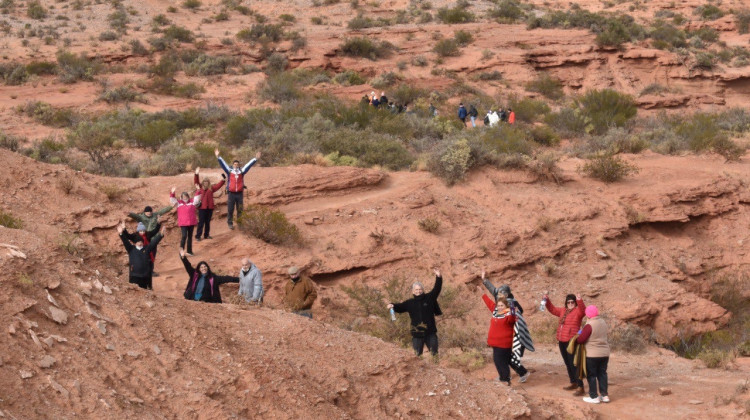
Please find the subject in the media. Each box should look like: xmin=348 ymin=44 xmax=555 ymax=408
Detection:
xmin=194 ymin=174 xmax=225 ymax=210
xmin=482 ymin=294 xmax=516 ymax=348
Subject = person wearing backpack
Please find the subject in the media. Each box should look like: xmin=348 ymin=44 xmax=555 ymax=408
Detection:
xmin=468 ymin=104 xmax=479 ymax=128
xmin=215 ymin=148 xmax=261 ymax=230
xmin=457 ymin=103 xmax=468 ymax=127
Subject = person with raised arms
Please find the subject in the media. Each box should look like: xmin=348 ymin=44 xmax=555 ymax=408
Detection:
xmin=215 ymin=148 xmax=261 ymax=230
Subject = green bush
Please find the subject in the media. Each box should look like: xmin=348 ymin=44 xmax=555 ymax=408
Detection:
xmin=182 ymin=0 xmax=201 ymax=9
xmin=576 ymin=89 xmax=637 ymax=135
xmin=163 ymin=25 xmax=194 ymax=42
xmin=474 ymin=70 xmax=503 ymax=81
xmin=544 ymin=107 xmax=588 ymax=137
xmin=736 ymin=10 xmax=750 ymax=34
xmin=236 ymin=23 xmax=284 ymax=43
xmin=695 ymin=4 xmax=724 ymax=21
xmin=0 ymin=131 xmax=22 ymax=152
xmin=56 ymin=51 xmax=100 ymax=84
xmin=371 ymin=71 xmax=400 ymax=89
xmin=580 ymin=127 xmax=649 ymax=155
xmin=694 ymin=52 xmax=715 ymax=70
xmin=649 ymin=20 xmax=687 ymax=50
xmin=390 ymin=83 xmax=428 ymax=105
xmin=26 ymin=136 xmax=68 ymax=163
xmin=18 ymin=101 xmax=77 ymax=127
xmin=418 ymin=218 xmax=440 ymax=233
xmin=184 ymin=54 xmax=238 ymax=76
xmin=428 ymin=138 xmax=472 ymax=185
xmin=333 ymin=69 xmax=365 ymax=85
xmin=596 ymin=16 xmax=642 ymax=49
xmin=689 ymin=27 xmax=719 ymax=43
xmin=67 ymin=118 xmax=124 ymax=173
xmin=2 ymin=64 xmax=27 ymax=85
xmin=98 ymin=31 xmax=119 ymax=41
xmin=488 ymin=0 xmax=525 ymax=23
xmin=152 ymin=14 xmax=171 ymax=26
xmin=436 ymin=6 xmax=475 ymax=24
xmin=237 ymin=205 xmax=302 ymax=246
xmin=453 ymin=30 xmax=473 ymax=46
xmin=265 ymin=52 xmax=288 ymax=74
xmin=318 ymin=130 xmax=414 ymax=170
xmin=509 ymin=97 xmax=550 ymax=123
xmin=433 ymin=38 xmax=460 ymax=57
xmin=347 ymin=14 xmax=391 ymax=29
xmin=132 ymin=119 xmax=178 ymax=151
xmin=107 ymin=9 xmax=129 ymax=32
xmin=258 ymin=72 xmax=301 ymax=103
xmin=525 ymin=73 xmax=564 ymax=100
xmin=99 ymin=85 xmax=146 ymax=103
xmin=340 ymin=37 xmax=395 ymax=60
xmin=27 ymin=0 xmax=46 ymax=19
xmin=0 ymin=210 xmax=23 ymax=229
xmin=581 ymin=153 xmax=639 ymax=183
xmin=25 ymin=61 xmax=57 ymax=76
xmin=171 ymin=82 xmax=204 ymax=99
xmin=529 ymin=125 xmax=559 ymax=146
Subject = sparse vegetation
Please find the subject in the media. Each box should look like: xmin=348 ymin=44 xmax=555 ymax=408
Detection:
xmin=576 ymin=89 xmax=637 ymax=135
xmin=436 ymin=5 xmax=475 ymax=24
xmin=98 ymin=183 xmax=127 ymax=200
xmin=526 ymin=73 xmax=564 ymax=100
xmin=610 ymin=323 xmax=648 ymax=353
xmin=418 ymin=218 xmax=440 ymax=233
xmin=433 ymin=38 xmax=460 ymax=57
xmin=0 ymin=210 xmax=23 ymax=229
xmin=580 ymin=153 xmax=639 ymax=183
xmin=237 ymin=205 xmax=302 ymax=246
xmin=340 ymin=37 xmax=396 ymax=60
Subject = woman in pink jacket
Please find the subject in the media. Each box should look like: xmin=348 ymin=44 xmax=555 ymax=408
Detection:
xmin=544 ymin=291 xmax=586 ymax=396
xmin=170 ymin=186 xmax=201 ymax=256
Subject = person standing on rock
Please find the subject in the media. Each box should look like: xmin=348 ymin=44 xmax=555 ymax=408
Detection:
xmin=576 ymin=305 xmax=610 ymax=404
xmin=170 ymin=186 xmax=201 ymax=256
xmin=387 ymin=269 xmax=443 ymax=358
xmin=482 ymin=271 xmax=533 ymax=383
xmin=128 ymin=204 xmax=172 ymax=262
xmin=215 ymin=148 xmax=261 ymax=230
xmin=283 ymin=266 xmax=317 ymax=318
xmin=180 ymin=249 xmax=239 ymax=303
xmin=238 ymin=258 xmax=263 ymax=304
xmin=193 ymin=167 xmax=225 ymax=242
xmin=117 ymin=221 xmax=165 ymax=290
xmin=544 ymin=291 xmax=586 ymax=396
xmin=481 ymin=284 xmax=517 ymax=385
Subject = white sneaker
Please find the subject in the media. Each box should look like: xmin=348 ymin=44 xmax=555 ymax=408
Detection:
xmin=520 ymin=372 xmax=530 ymax=383
xmin=583 ymin=396 xmax=601 ymax=404
xmin=600 ymin=396 xmax=610 ymax=403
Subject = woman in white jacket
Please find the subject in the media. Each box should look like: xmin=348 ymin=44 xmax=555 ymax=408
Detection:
xmin=238 ymin=258 xmax=263 ymax=304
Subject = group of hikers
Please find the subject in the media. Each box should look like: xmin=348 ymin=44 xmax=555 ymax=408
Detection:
xmin=115 ymin=147 xmax=609 ymax=405
xmin=458 ymin=102 xmax=516 ymax=128
xmin=388 ymin=269 xmax=610 ymax=405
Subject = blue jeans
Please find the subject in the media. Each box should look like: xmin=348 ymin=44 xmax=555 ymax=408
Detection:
xmin=470 ymin=116 xmax=476 ymax=127
xmin=294 ymin=310 xmax=312 ymax=319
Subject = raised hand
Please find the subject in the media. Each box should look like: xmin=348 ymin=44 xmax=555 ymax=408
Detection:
xmin=255 ymin=151 xmax=262 ymax=160
xmin=170 ymin=186 xmax=176 ymax=194
xmin=116 ymin=221 xmax=124 ymax=234
xmin=576 ymin=294 xmax=582 ymax=301
xmin=195 ymin=167 xmax=200 ymax=175
xmin=214 ymin=148 xmax=220 ymax=157
xmin=433 ymin=268 xmax=441 ymax=277
xmin=387 ymin=303 xmax=394 ymax=309
xmin=179 ymin=249 xmax=185 ymax=258
xmin=481 ymin=269 xmax=486 ymax=280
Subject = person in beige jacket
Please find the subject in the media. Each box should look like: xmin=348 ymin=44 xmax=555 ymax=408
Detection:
xmin=283 ymin=266 xmax=317 ymax=319
xmin=576 ymin=305 xmax=610 ymax=404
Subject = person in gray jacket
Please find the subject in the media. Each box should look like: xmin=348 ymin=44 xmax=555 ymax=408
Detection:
xmin=238 ymin=258 xmax=263 ymax=304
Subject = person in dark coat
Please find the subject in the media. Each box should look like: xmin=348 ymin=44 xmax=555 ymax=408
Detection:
xmin=387 ymin=268 xmax=443 ymax=357
xmin=180 ymin=249 xmax=239 ymax=303
xmin=122 ymin=222 xmax=160 ymax=287
xmin=117 ymin=221 xmax=164 ymax=290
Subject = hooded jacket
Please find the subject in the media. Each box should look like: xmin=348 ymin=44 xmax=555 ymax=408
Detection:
xmin=238 ymin=263 xmax=263 ymax=302
xmin=170 ymin=192 xmax=201 ymax=227
xmin=120 ymin=231 xmax=162 ymax=278
xmin=392 ymin=275 xmax=443 ymax=338
xmin=181 ymin=256 xmax=239 ymax=303
xmin=122 ymin=228 xmax=158 ymax=262
xmin=193 ymin=174 xmax=225 ymax=210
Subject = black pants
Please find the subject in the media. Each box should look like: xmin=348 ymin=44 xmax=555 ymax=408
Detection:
xmin=493 ymin=347 xmax=512 ymax=384
xmin=196 ymin=209 xmax=213 ymax=238
xmin=412 ymin=333 xmax=438 ymax=356
xmin=227 ymin=192 xmax=243 ymax=226
xmin=559 ymin=341 xmax=584 ymax=387
xmin=180 ymin=226 xmax=194 ymax=253
xmin=510 ymin=346 xmax=528 ymax=377
xmin=586 ymin=356 xmax=609 ymax=398
xmin=130 ymin=275 xmax=151 ymax=290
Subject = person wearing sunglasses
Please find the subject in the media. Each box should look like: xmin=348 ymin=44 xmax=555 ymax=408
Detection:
xmin=543 ymin=291 xmax=586 ymax=396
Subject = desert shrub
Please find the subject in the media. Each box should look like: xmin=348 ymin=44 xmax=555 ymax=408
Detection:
xmin=639 ymin=83 xmax=670 ymax=96
xmin=182 ymin=0 xmax=201 ymax=9
xmin=163 ymin=25 xmax=194 ymax=42
xmin=1 ymin=63 xmax=27 ymax=85
xmin=237 ymin=205 xmax=302 ymax=246
xmin=509 ymin=97 xmax=550 ymax=123
xmin=697 ymin=348 xmax=733 ymax=368
xmin=370 ymin=71 xmax=400 ymax=89
xmin=172 ymin=82 xmax=205 ymax=99
xmin=25 ymin=61 xmax=56 ymax=76
xmin=152 ymin=14 xmax=170 ymax=26
xmin=25 ymin=137 xmax=67 ymax=163
xmin=390 ymin=84 xmax=428 ymax=105
xmin=411 ymin=55 xmax=428 ymax=66
xmin=474 ymin=70 xmax=503 ymax=81
xmin=610 ymin=323 xmax=647 ymax=353
xmin=58 ymin=232 xmax=86 ymax=256
xmin=340 ymin=37 xmax=395 ymax=60
xmin=265 ymin=52 xmax=288 ymax=74
xmin=67 ymin=119 xmax=124 ymax=173
xmin=649 ymin=20 xmax=686 ymax=50
xmin=18 ymin=101 xmax=77 ymax=127
xmin=56 ymin=51 xmax=100 ymax=84
xmin=580 ymin=127 xmax=649 ymax=155
xmin=689 ymin=27 xmax=719 ymax=43
xmin=347 ymin=14 xmax=391 ymax=29
xmin=325 ymin=151 xmax=358 ymax=166
xmin=418 ymin=218 xmax=440 ymax=233
xmin=0 ymin=132 xmax=22 ymax=152
xmin=453 ymin=30 xmax=473 ymax=46
xmin=27 ymin=0 xmax=46 ymax=19
xmin=99 ymin=85 xmax=146 ymax=103
xmin=444 ymin=349 xmax=488 ymax=372
xmin=98 ymin=31 xmax=119 ymax=41
xmin=576 ymin=88 xmax=637 ymax=135
xmin=596 ymin=16 xmax=643 ymax=49
xmin=107 ymin=9 xmax=129 ymax=32
xmin=715 ymin=107 xmax=750 ymax=133
xmin=736 ymin=10 xmax=750 ymax=34
xmin=428 ymin=138 xmax=472 ymax=185
xmin=98 ymin=184 xmax=127 ymax=200
xmin=529 ymin=125 xmax=559 ymax=146
xmin=236 ymin=23 xmax=283 ymax=43
xmin=132 ymin=119 xmax=178 ymax=151
xmin=333 ymin=69 xmax=365 ymax=86
xmin=184 ymin=54 xmax=238 ymax=76
xmin=488 ymin=0 xmax=524 ymax=23
xmin=0 ymin=210 xmax=23 ymax=229
xmin=693 ymin=52 xmax=715 ymax=70
xmin=318 ymin=130 xmax=414 ymax=170
xmin=525 ymin=73 xmax=564 ymax=100
xmin=580 ymin=153 xmax=639 ymax=183
xmin=433 ymin=38 xmax=460 ymax=57
xmin=57 ymin=175 xmax=75 ymax=194
xmin=526 ymin=152 xmax=563 ymax=183
xmin=544 ymin=107 xmax=589 ymax=138
xmin=695 ymin=4 xmax=724 ymax=21
xmin=673 ymin=113 xmax=742 ymax=159
xmin=257 ymin=72 xmax=301 ymax=103
xmin=129 ymin=39 xmax=148 ymax=55
xmin=436 ymin=6 xmax=474 ymax=24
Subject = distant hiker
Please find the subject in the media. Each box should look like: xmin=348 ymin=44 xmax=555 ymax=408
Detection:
xmin=128 ymin=204 xmax=172 ymax=261
xmin=379 ymin=91 xmax=389 ymax=106
xmin=482 ymin=271 xmax=533 ymax=383
xmin=428 ymin=103 xmax=437 ymax=118
xmin=122 ymin=222 xmax=158 ymax=286
xmin=387 ymin=268 xmax=443 ymax=357
xmin=117 ymin=221 xmax=165 ymax=290
xmin=508 ymin=108 xmax=516 ymax=125
xmin=193 ymin=167 xmax=225 ymax=241
xmin=498 ymin=108 xmax=507 ymax=122
xmin=215 ymin=148 xmax=261 ymax=230
xmin=283 ymin=266 xmax=317 ymax=318
xmin=180 ymin=249 xmax=239 ymax=303
xmin=238 ymin=258 xmax=263 ymax=304
xmin=468 ymin=104 xmax=479 ymax=128
xmin=544 ymin=291 xmax=586 ymax=396
xmin=370 ymin=91 xmax=376 ymax=105
xmin=481 ymin=284 xmax=516 ymax=385
xmin=361 ymin=94 xmax=370 ymax=106
xmin=487 ymin=109 xmax=500 ymax=127
xmin=372 ymin=95 xmax=380 ymax=108
xmin=576 ymin=305 xmax=610 ymax=404
xmin=170 ymin=186 xmax=201 ymax=256
xmin=457 ymin=103 xmax=467 ymax=126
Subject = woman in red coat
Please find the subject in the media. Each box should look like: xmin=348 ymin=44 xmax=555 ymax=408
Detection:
xmin=544 ymin=291 xmax=586 ymax=395
xmin=482 ymin=293 xmax=516 ymax=385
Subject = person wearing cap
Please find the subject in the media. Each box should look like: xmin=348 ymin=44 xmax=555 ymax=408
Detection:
xmin=193 ymin=167 xmax=225 ymax=242
xmin=387 ymin=269 xmax=443 ymax=357
xmin=238 ymin=258 xmax=263 ymax=304
xmin=215 ymin=148 xmax=261 ymax=230
xmin=127 ymin=204 xmax=173 ymax=250
xmin=576 ymin=305 xmax=610 ymax=404
xmin=482 ymin=271 xmax=533 ymax=383
xmin=543 ymin=291 xmax=586 ymax=396
xmin=117 ymin=221 xmax=165 ymax=290
xmin=283 ymin=266 xmax=317 ymax=318
xmin=180 ymin=249 xmax=239 ymax=303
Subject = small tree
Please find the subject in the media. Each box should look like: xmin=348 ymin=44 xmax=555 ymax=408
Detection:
xmin=576 ymin=89 xmax=637 ymax=135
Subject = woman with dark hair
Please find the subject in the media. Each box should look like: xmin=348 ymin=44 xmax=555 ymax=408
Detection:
xmin=180 ymin=250 xmax=239 ymax=303
xmin=543 ymin=291 xmax=586 ymax=396
xmin=170 ymin=186 xmax=201 ymax=256
xmin=481 ymin=287 xmax=516 ymax=385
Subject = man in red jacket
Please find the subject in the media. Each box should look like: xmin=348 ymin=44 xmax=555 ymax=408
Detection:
xmin=193 ymin=167 xmax=225 ymax=241
xmin=215 ymin=148 xmax=261 ymax=230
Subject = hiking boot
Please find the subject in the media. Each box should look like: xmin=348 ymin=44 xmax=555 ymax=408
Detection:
xmin=600 ymin=396 xmax=610 ymax=403
xmin=573 ymin=387 xmax=586 ymax=396
xmin=228 ymin=225 xmax=235 ymax=230
xmin=582 ymin=396 xmax=600 ymax=404
xmin=195 ymin=237 xmax=202 ymax=242
xmin=563 ymin=383 xmax=578 ymax=391
xmin=205 ymin=236 xmax=212 ymax=239
xmin=520 ymin=372 xmax=530 ymax=383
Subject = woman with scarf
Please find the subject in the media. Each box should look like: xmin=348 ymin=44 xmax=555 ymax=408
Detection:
xmin=576 ymin=305 xmax=610 ymax=404
xmin=180 ymin=249 xmax=239 ymax=303
xmin=544 ymin=290 xmax=586 ymax=396
xmin=482 ymin=287 xmax=517 ymax=385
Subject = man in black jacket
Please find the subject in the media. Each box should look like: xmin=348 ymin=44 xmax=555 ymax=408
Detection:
xmin=117 ymin=221 xmax=165 ymax=290
xmin=388 ymin=268 xmax=443 ymax=357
